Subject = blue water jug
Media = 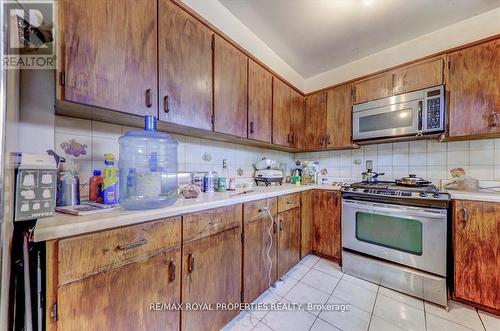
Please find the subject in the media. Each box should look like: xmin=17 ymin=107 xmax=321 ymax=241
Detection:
xmin=118 ymin=116 xmax=178 ymax=210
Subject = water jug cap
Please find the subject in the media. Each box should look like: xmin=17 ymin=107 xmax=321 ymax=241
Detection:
xmin=93 ymin=170 xmax=101 ymax=176
xmin=144 ymin=115 xmax=157 ymax=131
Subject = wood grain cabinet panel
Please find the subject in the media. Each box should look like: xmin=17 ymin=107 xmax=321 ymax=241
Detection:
xmin=290 ymin=90 xmax=305 ymax=149
xmin=214 ymin=36 xmax=248 ymax=138
xmin=243 ymin=198 xmax=277 ymax=224
xmin=354 ymin=72 xmax=393 ymax=104
xmin=277 ymin=208 xmax=300 ymax=278
xmin=300 ymin=191 xmax=314 ymax=258
xmin=312 ymin=191 xmax=341 ymax=261
xmin=243 ymin=213 xmax=278 ymax=302
xmin=58 ymin=249 xmax=181 ymax=331
xmin=326 ymin=84 xmax=353 ymax=148
xmin=393 ymin=57 xmax=444 ymax=94
xmin=272 ymin=78 xmax=292 ymax=146
xmin=60 ymin=0 xmax=157 ymax=116
xmin=277 ymin=193 xmax=300 ymax=213
xmin=447 ymin=39 xmax=500 ymax=139
xmin=304 ymin=92 xmax=327 ymax=149
xmin=248 ymin=60 xmax=273 ymax=143
xmin=182 ymin=227 xmax=242 ymax=331
xmin=453 ymin=200 xmax=499 ymax=312
xmin=183 ymin=204 xmax=242 ymax=243
xmin=158 ymin=0 xmax=212 ymax=130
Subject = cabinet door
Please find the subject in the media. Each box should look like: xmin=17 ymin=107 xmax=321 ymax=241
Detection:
xmin=243 ymin=216 xmax=278 ymax=302
xmin=290 ymin=90 xmax=305 ymax=149
xmin=453 ymin=200 xmax=499 ymax=310
xmin=277 ymin=208 xmax=300 ymax=277
xmin=272 ymin=78 xmax=292 ymax=146
xmin=354 ymin=72 xmax=393 ymax=104
xmin=447 ymin=39 xmax=500 ymax=139
xmin=158 ymin=0 xmax=212 ymax=130
xmin=300 ymin=191 xmax=314 ymax=258
xmin=326 ymin=84 xmax=353 ymax=148
xmin=182 ymin=227 xmax=242 ymax=331
xmin=58 ymin=249 xmax=181 ymax=331
xmin=214 ymin=36 xmax=248 ymax=138
xmin=248 ymin=60 xmax=272 ymax=143
xmin=61 ymin=0 xmax=157 ymax=116
xmin=393 ymin=57 xmax=444 ymax=95
xmin=304 ymin=92 xmax=327 ymax=150
xmin=313 ymin=191 xmax=341 ymax=260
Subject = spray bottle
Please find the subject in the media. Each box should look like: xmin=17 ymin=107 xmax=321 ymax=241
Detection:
xmin=102 ymin=153 xmax=118 ymax=204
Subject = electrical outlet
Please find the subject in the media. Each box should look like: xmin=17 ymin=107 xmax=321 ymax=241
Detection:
xmin=222 ymin=159 xmax=227 ymax=169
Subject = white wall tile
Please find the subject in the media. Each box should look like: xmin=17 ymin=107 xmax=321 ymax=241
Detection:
xmin=470 ymin=150 xmax=494 ymax=166
xmin=447 ymin=141 xmax=469 ymax=151
xmin=409 ymin=141 xmax=427 ymax=153
xmin=91 ymin=137 xmax=119 ymax=161
xmin=378 ymin=143 xmax=393 ymax=154
xmin=427 ymin=152 xmax=446 ymax=166
xmin=469 ymin=166 xmax=495 ymax=180
xmin=427 ymin=141 xmax=447 ymax=152
xmin=55 ymin=116 xmax=91 ymax=136
xmin=409 ymin=152 xmax=427 ymax=166
xmin=92 ymin=121 xmax=122 ymax=139
xmin=447 ymin=150 xmax=469 ymax=165
xmin=393 ymin=142 xmax=409 ymax=154
xmin=393 ymin=154 xmax=409 ymax=166
xmin=470 ymin=139 xmax=494 ymax=150
xmin=378 ymin=154 xmax=393 ymax=166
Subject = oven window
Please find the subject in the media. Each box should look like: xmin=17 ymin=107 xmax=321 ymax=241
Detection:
xmin=355 ymin=212 xmax=423 ymax=255
xmin=359 ymin=108 xmax=413 ymax=133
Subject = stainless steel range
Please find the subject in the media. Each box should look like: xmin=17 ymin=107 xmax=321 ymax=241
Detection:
xmin=341 ymin=179 xmax=450 ymax=306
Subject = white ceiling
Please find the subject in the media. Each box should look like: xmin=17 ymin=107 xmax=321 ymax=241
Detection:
xmin=218 ymin=0 xmax=500 ymax=78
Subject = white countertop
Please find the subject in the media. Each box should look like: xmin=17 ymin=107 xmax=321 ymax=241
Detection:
xmin=446 ymin=189 xmax=500 ymax=203
xmin=34 ymin=184 xmax=340 ymax=242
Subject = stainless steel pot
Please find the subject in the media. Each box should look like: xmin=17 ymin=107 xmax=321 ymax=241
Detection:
xmin=362 ymin=160 xmax=384 ymax=183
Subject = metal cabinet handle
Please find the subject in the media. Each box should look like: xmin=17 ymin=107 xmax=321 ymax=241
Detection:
xmin=279 ymin=219 xmax=283 ymax=231
xmin=327 ymin=135 xmax=331 ymax=145
xmin=187 ymin=253 xmax=195 ymax=273
xmin=145 ymin=89 xmax=152 ymax=108
xmin=168 ymin=259 xmax=176 ymax=282
xmin=286 ymin=201 xmax=293 ymax=205
xmin=489 ymin=112 xmax=498 ymax=127
xmin=250 ymin=122 xmax=254 ymax=134
xmin=462 ymin=207 xmax=468 ymax=223
xmin=258 ymin=207 xmax=269 ymax=212
xmin=319 ymin=136 xmax=324 ymax=147
xmin=117 ymin=239 xmax=147 ymax=251
xmin=273 ymin=221 xmax=277 ymax=234
xmin=290 ymin=133 xmax=295 ymax=145
xmin=163 ymin=95 xmax=170 ymax=113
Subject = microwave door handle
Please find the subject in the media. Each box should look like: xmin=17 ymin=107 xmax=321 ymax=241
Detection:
xmin=418 ymin=100 xmax=423 ymax=132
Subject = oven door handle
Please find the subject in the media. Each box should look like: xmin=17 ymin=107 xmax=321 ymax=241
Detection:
xmin=343 ymin=201 xmax=447 ymax=220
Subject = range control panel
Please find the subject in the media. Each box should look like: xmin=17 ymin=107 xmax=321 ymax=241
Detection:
xmin=341 ymin=187 xmax=450 ymax=201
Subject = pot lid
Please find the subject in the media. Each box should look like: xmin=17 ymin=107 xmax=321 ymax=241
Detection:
xmin=396 ymin=174 xmax=431 ymax=186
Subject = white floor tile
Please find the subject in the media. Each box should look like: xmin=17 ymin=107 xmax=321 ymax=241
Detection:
xmin=478 ymin=310 xmax=500 ymax=331
xmin=312 ymin=259 xmax=343 ymax=278
xmin=378 ymin=286 xmax=424 ymax=310
xmin=284 ymin=281 xmax=330 ymax=316
xmin=247 ymin=290 xmax=282 ymax=319
xmin=373 ymin=293 xmax=425 ymax=331
xmin=341 ymin=273 xmax=379 ymax=292
xmin=369 ymin=315 xmax=406 ymax=331
xmin=332 ymin=279 xmax=377 ymax=312
xmin=221 ymin=311 xmax=261 ymax=331
xmin=285 ymin=263 xmax=310 ymax=280
xmin=300 ymin=254 xmax=320 ymax=267
xmin=269 ymin=275 xmax=298 ymax=297
xmin=310 ymin=318 xmax=341 ymax=331
xmin=319 ymin=303 xmax=371 ymax=331
xmin=300 ymin=268 xmax=341 ymax=294
xmin=424 ymin=301 xmax=484 ymax=331
xmin=251 ymin=322 xmax=273 ymax=331
xmin=426 ymin=313 xmax=478 ymax=331
xmin=262 ymin=308 xmax=316 ymax=331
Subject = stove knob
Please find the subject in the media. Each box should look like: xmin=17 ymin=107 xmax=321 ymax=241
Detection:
xmin=352 ymin=188 xmax=358 ymax=192
xmin=432 ymin=193 xmax=440 ymax=198
xmin=419 ymin=192 xmax=427 ymax=197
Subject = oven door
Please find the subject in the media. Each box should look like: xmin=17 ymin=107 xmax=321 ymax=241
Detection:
xmin=342 ymin=199 xmax=447 ymax=276
xmin=353 ymin=99 xmax=420 ymax=140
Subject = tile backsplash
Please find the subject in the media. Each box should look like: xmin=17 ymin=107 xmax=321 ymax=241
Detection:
xmin=55 ymin=116 xmax=294 ymax=197
xmin=296 ymin=139 xmax=500 ymax=187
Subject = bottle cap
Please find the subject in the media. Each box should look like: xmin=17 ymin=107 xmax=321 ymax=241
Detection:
xmin=144 ymin=115 xmax=157 ymax=131
xmin=93 ymin=170 xmax=101 ymax=176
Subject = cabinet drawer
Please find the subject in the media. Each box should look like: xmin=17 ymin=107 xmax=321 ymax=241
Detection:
xmin=278 ymin=193 xmax=300 ymax=213
xmin=58 ymin=217 xmax=181 ymax=285
xmin=243 ymin=198 xmax=277 ymax=225
xmin=183 ymin=204 xmax=242 ymax=242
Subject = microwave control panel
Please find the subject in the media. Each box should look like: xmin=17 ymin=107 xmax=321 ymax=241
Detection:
xmin=424 ymin=86 xmax=445 ymax=132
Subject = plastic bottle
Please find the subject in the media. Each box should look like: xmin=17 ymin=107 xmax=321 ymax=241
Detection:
xmin=88 ymin=170 xmax=103 ymax=203
xmin=118 ymin=116 xmax=178 ymax=210
xmin=102 ymin=153 xmax=118 ymax=204
xmin=203 ymin=171 xmax=215 ymax=192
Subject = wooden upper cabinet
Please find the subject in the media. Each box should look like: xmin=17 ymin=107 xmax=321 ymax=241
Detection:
xmin=393 ymin=57 xmax=444 ymax=95
xmin=290 ymin=90 xmax=305 ymax=149
xmin=304 ymin=92 xmax=327 ymax=150
xmin=354 ymin=72 xmax=393 ymax=104
xmin=248 ymin=60 xmax=272 ymax=143
xmin=214 ymin=36 xmax=248 ymax=138
xmin=447 ymin=39 xmax=500 ymax=139
xmin=58 ymin=249 xmax=181 ymax=331
xmin=277 ymin=208 xmax=301 ymax=278
xmin=272 ymin=78 xmax=292 ymax=146
xmin=453 ymin=200 xmax=499 ymax=311
xmin=158 ymin=0 xmax=212 ymax=130
xmin=60 ymin=0 xmax=157 ymax=116
xmin=326 ymin=84 xmax=353 ymax=148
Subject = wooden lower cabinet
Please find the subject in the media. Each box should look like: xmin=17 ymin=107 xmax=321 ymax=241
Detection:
xmin=182 ymin=227 xmax=242 ymax=331
xmin=58 ymin=248 xmax=181 ymax=331
xmin=277 ymin=208 xmax=301 ymax=278
xmin=452 ymin=200 xmax=500 ymax=312
xmin=243 ymin=216 xmax=278 ymax=303
xmin=300 ymin=191 xmax=314 ymax=258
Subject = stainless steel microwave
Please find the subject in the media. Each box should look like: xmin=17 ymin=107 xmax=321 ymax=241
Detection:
xmin=352 ymin=85 xmax=445 ymax=141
